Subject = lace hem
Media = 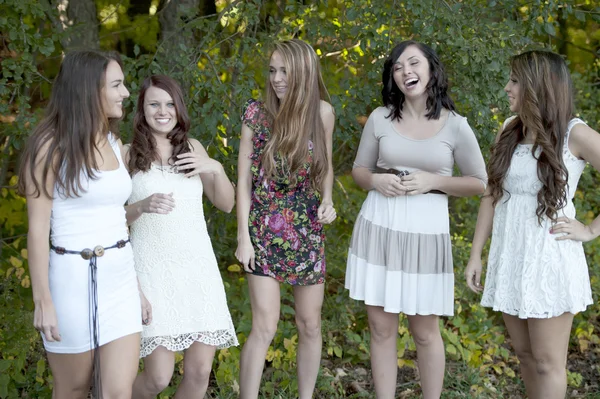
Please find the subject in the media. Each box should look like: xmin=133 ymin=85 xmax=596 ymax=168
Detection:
xmin=480 ymin=302 xmax=592 ymax=319
xmin=140 ymin=330 xmax=239 ymax=358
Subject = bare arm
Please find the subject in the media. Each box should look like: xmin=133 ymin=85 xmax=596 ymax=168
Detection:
xmin=25 ymin=143 xmax=61 ymax=341
xmin=317 ymin=102 xmax=337 ymax=224
xmin=235 ymin=123 xmax=256 ymax=270
xmin=320 ymin=102 xmax=335 ymax=205
xmin=184 ymin=138 xmax=235 ymax=213
xmin=552 ymin=122 xmax=600 ymax=241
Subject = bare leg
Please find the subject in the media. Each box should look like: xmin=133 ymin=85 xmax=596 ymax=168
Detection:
xmin=174 ymin=341 xmax=217 ymax=398
xmin=132 ymin=346 xmax=176 ymax=399
xmin=47 ymin=351 xmax=93 ymax=399
xmin=293 ymin=284 xmax=325 ymax=399
xmin=503 ymin=314 xmax=538 ymax=398
xmin=527 ymin=313 xmax=574 ymax=399
xmin=239 ymin=275 xmax=281 ymax=399
xmin=99 ymin=332 xmax=141 ymax=399
xmin=366 ymin=305 xmax=399 ymax=399
xmin=407 ymin=315 xmax=444 ymax=399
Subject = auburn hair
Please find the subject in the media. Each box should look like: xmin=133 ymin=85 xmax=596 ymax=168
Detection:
xmin=128 ymin=75 xmax=191 ymax=175
xmin=487 ymin=50 xmax=573 ymax=223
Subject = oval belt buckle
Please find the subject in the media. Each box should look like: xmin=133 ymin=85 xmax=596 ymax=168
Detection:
xmin=93 ymin=245 xmax=105 ymax=257
xmin=81 ymin=248 xmax=93 ymax=260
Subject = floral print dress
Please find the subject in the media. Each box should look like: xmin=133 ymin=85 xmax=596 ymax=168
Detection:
xmin=241 ymin=99 xmax=325 ymax=285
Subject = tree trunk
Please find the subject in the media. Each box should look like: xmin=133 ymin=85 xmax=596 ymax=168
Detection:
xmin=55 ymin=0 xmax=99 ymax=50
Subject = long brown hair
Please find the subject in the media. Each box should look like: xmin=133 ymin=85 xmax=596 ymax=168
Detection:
xmin=488 ymin=50 xmax=574 ymax=223
xmin=262 ymin=39 xmax=330 ymax=192
xmin=18 ymin=50 xmax=123 ymax=198
xmin=128 ymin=75 xmax=191 ymax=175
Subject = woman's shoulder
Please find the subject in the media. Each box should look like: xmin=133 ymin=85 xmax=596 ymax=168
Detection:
xmin=319 ymin=100 xmax=335 ymax=115
xmin=365 ymin=106 xmax=391 ymax=122
xmin=241 ymin=98 xmax=266 ymax=127
xmin=188 ymin=138 xmax=205 ymax=153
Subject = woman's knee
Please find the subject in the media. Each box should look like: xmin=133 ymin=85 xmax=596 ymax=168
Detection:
xmin=250 ymin=317 xmax=279 ymax=344
xmin=295 ymin=314 xmax=322 ymax=339
xmin=513 ymin=345 xmax=535 ymax=368
xmin=143 ymin=367 xmax=174 ymax=394
xmin=183 ymin=359 xmax=213 ymax=386
xmin=369 ymin=319 xmax=398 ymax=343
xmin=409 ymin=321 xmax=440 ymax=347
xmin=532 ymin=353 xmax=566 ymax=376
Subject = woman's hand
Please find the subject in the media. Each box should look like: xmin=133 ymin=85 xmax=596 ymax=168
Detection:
xmin=401 ymin=171 xmax=440 ymax=195
xmin=138 ymin=193 xmax=175 ymax=214
xmin=318 ymin=201 xmax=336 ymax=224
xmin=33 ymin=298 xmax=61 ymax=342
xmin=175 ymin=153 xmax=224 ymax=178
xmin=551 ymin=217 xmax=596 ymax=242
xmin=464 ymin=258 xmax=484 ymax=293
xmin=236 ymin=239 xmax=256 ymax=272
xmin=372 ymin=174 xmax=407 ymax=197
xmin=140 ymin=291 xmax=152 ymax=326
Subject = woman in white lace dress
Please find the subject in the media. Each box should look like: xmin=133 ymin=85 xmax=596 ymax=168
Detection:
xmin=125 ymin=75 xmax=238 ymax=399
xmin=466 ymin=51 xmax=599 ymax=399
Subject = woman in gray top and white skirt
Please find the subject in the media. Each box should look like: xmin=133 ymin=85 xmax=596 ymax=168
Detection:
xmin=345 ymin=41 xmax=487 ymax=399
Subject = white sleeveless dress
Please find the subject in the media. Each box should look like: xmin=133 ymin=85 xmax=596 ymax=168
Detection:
xmin=481 ymin=118 xmax=593 ymax=318
xmin=129 ymin=164 xmax=238 ymax=357
xmin=45 ymin=133 xmax=141 ymax=353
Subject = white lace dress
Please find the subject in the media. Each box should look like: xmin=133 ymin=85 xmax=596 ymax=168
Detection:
xmin=129 ymin=164 xmax=238 ymax=357
xmin=481 ymin=118 xmax=593 ymax=318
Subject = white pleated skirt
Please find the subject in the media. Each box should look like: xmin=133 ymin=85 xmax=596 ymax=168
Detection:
xmin=345 ymin=190 xmax=455 ymax=316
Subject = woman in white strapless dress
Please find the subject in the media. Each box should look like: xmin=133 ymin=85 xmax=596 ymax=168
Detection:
xmin=125 ymin=75 xmax=237 ymax=399
xmin=19 ymin=50 xmax=144 ymax=399
xmin=466 ymin=51 xmax=599 ymax=399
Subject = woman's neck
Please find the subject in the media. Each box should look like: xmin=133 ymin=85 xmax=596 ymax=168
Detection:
xmin=402 ymin=96 xmax=428 ymax=119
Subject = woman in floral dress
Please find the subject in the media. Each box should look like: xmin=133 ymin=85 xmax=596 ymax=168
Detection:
xmin=235 ymin=39 xmax=336 ymax=399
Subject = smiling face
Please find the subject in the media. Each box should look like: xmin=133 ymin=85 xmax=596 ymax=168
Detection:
xmin=143 ymin=86 xmax=178 ymax=135
xmin=102 ymin=60 xmax=129 ymax=118
xmin=504 ymin=72 xmax=521 ymax=113
xmin=269 ymin=50 xmax=288 ymax=100
xmin=392 ymin=45 xmax=431 ymax=99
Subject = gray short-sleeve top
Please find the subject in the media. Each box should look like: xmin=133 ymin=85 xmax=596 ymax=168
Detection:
xmin=353 ymin=107 xmax=487 ymax=185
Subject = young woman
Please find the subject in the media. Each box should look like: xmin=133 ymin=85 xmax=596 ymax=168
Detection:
xmin=466 ymin=50 xmax=597 ymax=399
xmin=235 ymin=39 xmax=336 ymax=399
xmin=125 ymin=75 xmax=238 ymax=399
xmin=345 ymin=41 xmax=487 ymax=399
xmin=19 ymin=50 xmax=143 ymax=399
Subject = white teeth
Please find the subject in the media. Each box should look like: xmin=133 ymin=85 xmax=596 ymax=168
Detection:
xmin=156 ymin=119 xmax=170 ymax=124
xmin=405 ymin=78 xmax=418 ymax=86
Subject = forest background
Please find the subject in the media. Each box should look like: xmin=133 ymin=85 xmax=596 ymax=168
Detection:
xmin=1 ymin=0 xmax=599 ymax=398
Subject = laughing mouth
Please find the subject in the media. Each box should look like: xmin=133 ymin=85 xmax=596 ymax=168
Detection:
xmin=155 ymin=118 xmax=171 ymax=124
xmin=405 ymin=78 xmax=419 ymax=88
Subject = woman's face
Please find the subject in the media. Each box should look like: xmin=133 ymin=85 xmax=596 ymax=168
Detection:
xmin=143 ymin=86 xmax=178 ymax=135
xmin=102 ymin=60 xmax=130 ymax=118
xmin=504 ymin=71 xmax=521 ymax=113
xmin=392 ymin=45 xmax=430 ymax=99
xmin=269 ymin=51 xmax=288 ymax=100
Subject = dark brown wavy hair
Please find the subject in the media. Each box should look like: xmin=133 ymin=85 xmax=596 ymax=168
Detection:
xmin=381 ymin=40 xmax=456 ymax=121
xmin=128 ymin=75 xmax=191 ymax=175
xmin=262 ymin=39 xmax=331 ymax=192
xmin=488 ymin=50 xmax=574 ymax=223
xmin=18 ymin=50 xmax=123 ymax=198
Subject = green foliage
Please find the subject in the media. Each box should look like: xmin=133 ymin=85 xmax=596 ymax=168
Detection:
xmin=1 ymin=0 xmax=600 ymax=398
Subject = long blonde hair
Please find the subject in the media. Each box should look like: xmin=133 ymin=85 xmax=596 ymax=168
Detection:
xmin=262 ymin=39 xmax=330 ymax=191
